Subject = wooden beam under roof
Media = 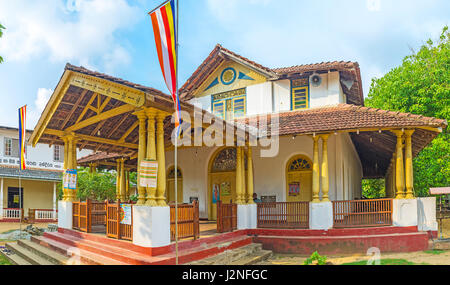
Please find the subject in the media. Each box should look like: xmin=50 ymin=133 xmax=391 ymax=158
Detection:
xmin=65 ymin=104 xmax=136 ymax=132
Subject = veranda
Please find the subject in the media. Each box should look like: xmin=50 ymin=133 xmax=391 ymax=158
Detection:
xmin=29 ymin=64 xmax=445 ymax=253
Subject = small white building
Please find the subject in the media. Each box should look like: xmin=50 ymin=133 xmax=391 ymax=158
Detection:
xmin=0 ymin=126 xmax=90 ymax=221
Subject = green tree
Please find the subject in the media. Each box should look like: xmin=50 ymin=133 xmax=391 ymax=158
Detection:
xmin=0 ymin=23 xmax=5 ymax=63
xmin=76 ymin=167 xmax=117 ymax=201
xmin=362 ymin=179 xmax=386 ymax=198
xmin=365 ymin=26 xmax=450 ymax=197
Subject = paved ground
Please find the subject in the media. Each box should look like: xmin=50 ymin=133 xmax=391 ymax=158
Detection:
xmin=0 ymin=222 xmax=53 ymax=246
xmin=259 ymin=219 xmax=450 ymax=265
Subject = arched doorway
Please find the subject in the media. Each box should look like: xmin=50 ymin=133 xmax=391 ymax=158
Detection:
xmin=208 ymin=147 xmax=247 ymax=220
xmin=286 ymin=155 xmax=313 ymax=202
xmin=167 ymin=166 xmax=183 ymax=204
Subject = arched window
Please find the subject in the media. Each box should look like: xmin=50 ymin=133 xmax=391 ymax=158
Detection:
xmin=288 ymin=157 xmax=312 ymax=172
xmin=211 ymin=148 xmax=247 ymax=173
xmin=167 ymin=167 xmax=182 ymax=179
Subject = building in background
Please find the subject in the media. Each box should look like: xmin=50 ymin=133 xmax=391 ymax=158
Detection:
xmin=0 ymin=126 xmax=91 ymax=222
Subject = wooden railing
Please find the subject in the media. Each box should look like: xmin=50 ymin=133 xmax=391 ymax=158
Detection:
xmin=91 ymin=202 xmax=106 ymax=227
xmin=332 ymin=198 xmax=393 ymax=228
xmin=257 ymin=202 xmax=309 ymax=229
xmin=170 ymin=201 xmax=199 ymax=241
xmin=28 ymin=209 xmax=57 ymax=223
xmin=2 ymin=208 xmax=23 ymax=220
xmin=73 ymin=201 xmax=89 ymax=232
xmin=106 ymin=201 xmax=133 ymax=241
xmin=217 ymin=201 xmax=237 ymax=233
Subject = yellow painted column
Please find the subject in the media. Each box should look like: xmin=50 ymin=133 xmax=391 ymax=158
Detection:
xmin=61 ymin=137 xmax=69 ymax=201
xmin=320 ymin=134 xmax=330 ymax=202
xmin=125 ymin=170 xmax=130 ymax=201
xmin=156 ymin=112 xmax=167 ymax=207
xmin=116 ymin=159 xmax=121 ymax=201
xmin=120 ymin=159 xmax=126 ymax=200
xmin=136 ymin=111 xmax=147 ymax=205
xmin=247 ymin=146 xmax=254 ymax=204
xmin=236 ymin=146 xmax=244 ymax=204
xmin=392 ymin=130 xmax=405 ymax=199
xmin=66 ymin=135 xmax=78 ymax=202
xmin=312 ymin=136 xmax=321 ymax=203
xmin=145 ymin=109 xmax=158 ymax=206
xmin=404 ymin=129 xmax=415 ymax=199
xmin=241 ymin=147 xmax=246 ymax=203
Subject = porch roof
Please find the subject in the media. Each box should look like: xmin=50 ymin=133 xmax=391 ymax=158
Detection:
xmin=0 ymin=166 xmax=62 ymax=182
xmin=29 ymin=63 xmax=246 ymax=157
xmin=237 ymin=104 xmax=447 ymax=179
xmin=77 ymin=152 xmax=137 ymax=172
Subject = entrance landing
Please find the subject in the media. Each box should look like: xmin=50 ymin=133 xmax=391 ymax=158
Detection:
xmin=31 ymin=228 xmax=251 ymax=265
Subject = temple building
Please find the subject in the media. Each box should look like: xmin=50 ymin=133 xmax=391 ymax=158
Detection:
xmin=22 ymin=44 xmax=447 ymax=263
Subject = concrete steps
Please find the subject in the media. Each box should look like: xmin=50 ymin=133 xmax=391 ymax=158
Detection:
xmin=2 ymin=240 xmax=69 ymax=265
xmin=189 ymin=243 xmax=272 ymax=265
xmin=29 ymin=229 xmax=253 ymax=265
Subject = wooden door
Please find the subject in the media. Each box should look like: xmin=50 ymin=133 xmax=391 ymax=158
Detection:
xmin=167 ymin=179 xmax=183 ymax=204
xmin=286 ymin=171 xmax=312 ymax=202
xmin=209 ymin=172 xmax=236 ymax=220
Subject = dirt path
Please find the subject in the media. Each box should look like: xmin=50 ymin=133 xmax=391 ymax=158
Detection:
xmin=0 ymin=222 xmax=52 ymax=234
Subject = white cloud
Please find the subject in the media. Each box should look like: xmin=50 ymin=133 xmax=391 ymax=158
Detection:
xmin=35 ymin=88 xmax=53 ymax=113
xmin=367 ymin=0 xmax=381 ymax=12
xmin=24 ymin=88 xmax=54 ymax=129
xmin=0 ymin=0 xmax=141 ymax=71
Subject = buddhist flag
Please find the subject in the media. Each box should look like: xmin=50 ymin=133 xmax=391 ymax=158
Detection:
xmin=18 ymin=105 xmax=27 ymax=170
xmin=149 ymin=0 xmax=181 ymax=127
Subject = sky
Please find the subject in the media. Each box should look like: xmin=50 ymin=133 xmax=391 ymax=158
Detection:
xmin=0 ymin=0 xmax=448 ymax=129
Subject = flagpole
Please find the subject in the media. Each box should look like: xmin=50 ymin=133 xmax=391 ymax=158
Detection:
xmin=175 ymin=0 xmax=179 ymax=266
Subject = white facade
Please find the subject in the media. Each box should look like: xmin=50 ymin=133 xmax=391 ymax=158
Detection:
xmin=189 ymin=71 xmax=346 ymax=115
xmin=0 ymin=127 xmax=91 ymax=171
xmin=165 ymin=134 xmax=363 ymax=219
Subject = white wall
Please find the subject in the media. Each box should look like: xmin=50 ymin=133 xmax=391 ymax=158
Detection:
xmin=167 ymin=133 xmax=363 ymax=219
xmin=246 ymin=82 xmax=272 ymax=116
xmin=189 ymin=72 xmax=347 ymax=119
xmin=0 ymin=128 xmax=92 ymax=171
xmin=273 ymin=79 xmax=291 ymax=113
xmin=309 ymin=72 xmax=345 ymax=108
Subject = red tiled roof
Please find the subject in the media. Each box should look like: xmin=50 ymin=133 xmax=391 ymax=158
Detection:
xmin=77 ymin=152 xmax=129 ymax=164
xmin=65 ymin=64 xmax=169 ymax=98
xmin=272 ymin=61 xmax=359 ymax=74
xmin=237 ymin=104 xmax=447 ymax=136
xmin=179 ymin=45 xmax=364 ymax=105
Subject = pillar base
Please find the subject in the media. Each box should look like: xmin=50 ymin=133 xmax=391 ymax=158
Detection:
xmin=57 ymin=201 xmax=73 ymax=230
xmin=417 ymin=197 xmax=438 ymax=231
xmin=393 ymin=198 xmax=418 ymax=227
xmin=132 ymin=206 xmax=170 ymax=248
xmin=237 ymin=205 xmax=248 ymax=230
xmin=309 ymin=201 xmax=333 ymax=230
xmin=237 ymin=204 xmax=257 ymax=230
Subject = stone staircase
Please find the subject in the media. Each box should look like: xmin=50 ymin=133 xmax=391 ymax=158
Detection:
xmin=188 ymin=243 xmax=272 ymax=265
xmin=1 ymin=228 xmax=260 ymax=265
xmin=1 ymin=240 xmax=69 ymax=265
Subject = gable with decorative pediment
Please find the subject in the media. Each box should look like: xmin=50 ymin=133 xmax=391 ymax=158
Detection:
xmin=193 ymin=61 xmax=268 ymax=98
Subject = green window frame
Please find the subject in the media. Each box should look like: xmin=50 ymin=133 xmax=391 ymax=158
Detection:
xmin=291 ymin=86 xmax=309 ymax=110
xmin=212 ymin=95 xmax=246 ymax=120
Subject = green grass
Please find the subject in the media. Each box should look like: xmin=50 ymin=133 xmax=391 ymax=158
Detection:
xmin=341 ymin=259 xmax=426 ymax=265
xmin=423 ymin=249 xmax=447 ymax=255
xmin=0 ymin=253 xmax=12 ymax=265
